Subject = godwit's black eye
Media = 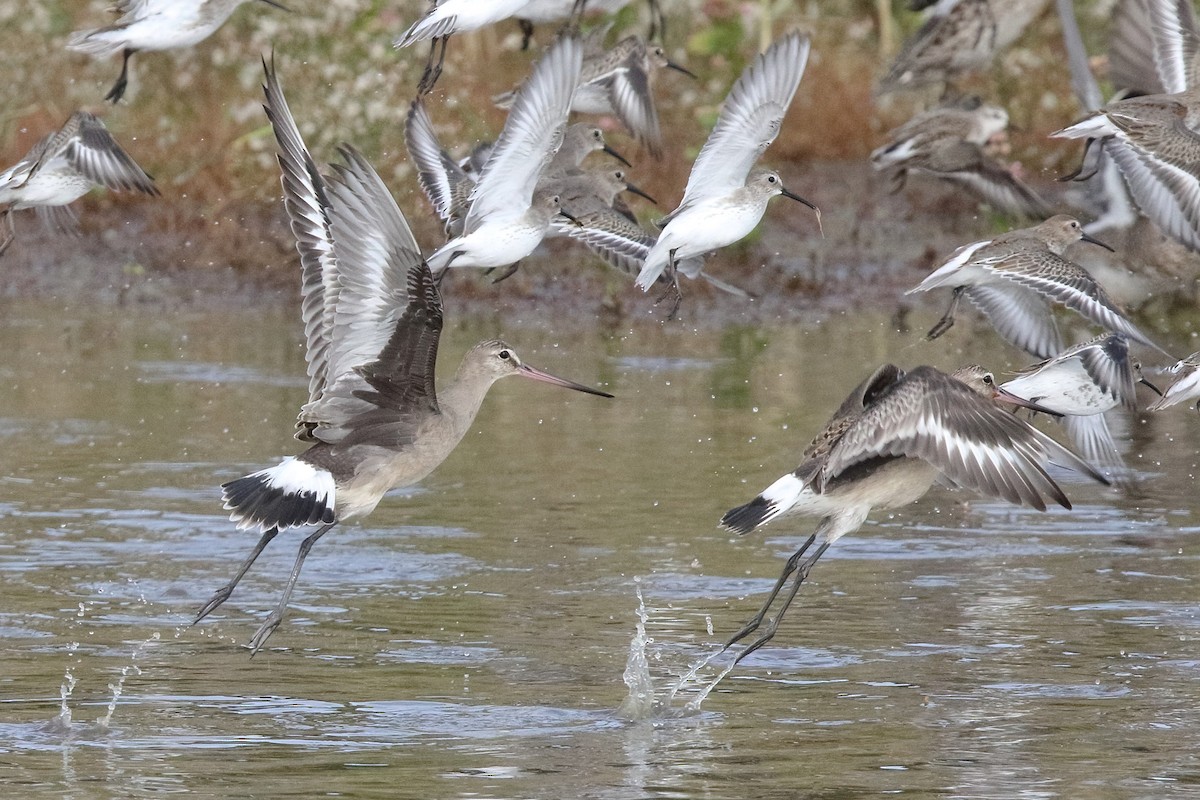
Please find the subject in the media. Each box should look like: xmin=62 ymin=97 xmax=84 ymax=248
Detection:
xmin=498 ymin=350 xmax=511 ymax=360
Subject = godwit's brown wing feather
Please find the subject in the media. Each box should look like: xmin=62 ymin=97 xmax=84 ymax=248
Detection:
xmin=355 ymin=258 xmax=443 ymax=412
xmin=819 ymin=366 xmax=1100 ymax=510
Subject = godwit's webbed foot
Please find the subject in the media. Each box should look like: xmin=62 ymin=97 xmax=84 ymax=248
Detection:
xmin=194 ymin=584 xmax=236 ymax=625
xmin=925 ymin=286 xmax=964 ymax=341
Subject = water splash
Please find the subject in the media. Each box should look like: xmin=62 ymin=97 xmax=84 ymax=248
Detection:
xmin=98 ymin=631 xmax=159 ymax=728
xmin=615 ymin=580 xmax=655 ymax=721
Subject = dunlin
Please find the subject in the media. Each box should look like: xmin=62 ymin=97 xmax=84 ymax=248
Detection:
xmin=872 ymin=100 xmax=1050 ymax=217
xmin=907 ymin=215 xmax=1170 ymax=359
xmin=67 ymin=0 xmax=290 ymax=103
xmin=424 ymin=36 xmax=584 ymax=275
xmin=0 ymin=111 xmax=159 ymax=255
xmin=633 ymin=33 xmax=818 ymax=298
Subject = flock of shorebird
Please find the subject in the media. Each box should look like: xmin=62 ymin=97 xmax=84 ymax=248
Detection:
xmin=6 ymin=0 xmax=1200 ymax=673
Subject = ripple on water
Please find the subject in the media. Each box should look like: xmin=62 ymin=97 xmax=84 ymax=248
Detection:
xmin=136 ymin=361 xmax=307 ymax=387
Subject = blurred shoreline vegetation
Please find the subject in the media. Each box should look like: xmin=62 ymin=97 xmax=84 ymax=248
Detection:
xmin=0 ymin=1 xmax=1105 ymax=280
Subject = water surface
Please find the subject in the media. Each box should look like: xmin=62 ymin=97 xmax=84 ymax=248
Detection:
xmin=2 ymin=298 xmax=1199 ymax=798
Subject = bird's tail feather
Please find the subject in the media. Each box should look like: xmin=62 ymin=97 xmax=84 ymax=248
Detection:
xmin=221 ymin=457 xmax=335 ymax=533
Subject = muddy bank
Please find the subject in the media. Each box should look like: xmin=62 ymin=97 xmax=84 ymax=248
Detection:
xmin=3 ymin=161 xmax=1198 ymax=331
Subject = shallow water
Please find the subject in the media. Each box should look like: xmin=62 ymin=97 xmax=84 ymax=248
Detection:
xmin=2 ymin=298 xmax=1200 ymax=798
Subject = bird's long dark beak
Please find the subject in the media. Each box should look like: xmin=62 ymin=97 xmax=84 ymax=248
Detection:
xmin=622 ymin=180 xmax=657 ymax=205
xmin=780 ymin=186 xmax=817 ymax=212
xmin=1081 ymin=231 xmax=1115 ymax=252
xmin=1139 ymin=375 xmax=1164 ymax=397
xmin=781 ymin=186 xmax=823 ymax=237
xmin=518 ymin=364 xmax=614 ymax=397
xmin=558 ymin=209 xmax=583 ymax=227
xmin=666 ymin=60 xmax=697 ymax=79
xmin=602 ymin=144 xmax=632 ymax=167
xmin=992 ymin=385 xmax=1065 ymax=417
xmin=257 ymin=0 xmax=291 ymax=10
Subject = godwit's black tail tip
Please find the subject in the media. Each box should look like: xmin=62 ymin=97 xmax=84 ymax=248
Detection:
xmin=221 ymin=457 xmax=335 ymax=532
xmin=720 ymin=496 xmax=772 ymax=535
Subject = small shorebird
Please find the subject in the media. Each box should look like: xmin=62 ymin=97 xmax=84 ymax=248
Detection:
xmin=514 ymin=0 xmax=664 ymax=49
xmin=1002 ymin=333 xmax=1162 ymax=479
xmin=395 ymin=0 xmax=531 ymax=94
xmin=871 ymin=100 xmax=1050 ymax=218
xmin=496 ymin=30 xmax=695 ymax=158
xmin=196 ymin=57 xmax=612 ymax=654
xmin=907 ymin=215 xmax=1170 ymax=359
xmin=424 ymin=35 xmax=583 ymax=275
xmin=67 ymin=0 xmax=290 ymax=103
xmin=717 ymin=363 xmax=1107 ymax=667
xmin=1150 ymin=352 xmax=1200 ymax=410
xmin=877 ymin=0 xmax=1050 ymax=94
xmin=633 ymin=33 xmax=819 ymax=304
xmin=1054 ymin=0 xmax=1200 ymax=251
xmin=0 ymin=111 xmax=159 ymax=255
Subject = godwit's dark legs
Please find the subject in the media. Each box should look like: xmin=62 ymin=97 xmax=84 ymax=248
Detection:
xmin=193 ymin=527 xmax=280 ymax=624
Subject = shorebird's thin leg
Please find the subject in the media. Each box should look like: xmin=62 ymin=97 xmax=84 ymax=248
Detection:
xmin=0 ymin=209 xmax=14 ymax=257
xmin=490 ymin=260 xmax=521 ymax=283
xmin=246 ymin=522 xmax=337 ymax=656
xmin=728 ymin=540 xmax=832 ymax=668
xmin=1059 ymin=137 xmax=1101 ymax=182
xmin=105 ymin=48 xmax=136 ymax=104
xmin=723 ymin=533 xmax=816 ymax=649
xmin=193 ymin=527 xmax=280 ymax=625
xmin=925 ymin=285 xmax=964 ymax=341
xmin=417 ymin=37 xmax=448 ymax=96
xmin=519 ymin=18 xmax=535 ymax=50
xmin=653 ymin=249 xmax=684 ymax=319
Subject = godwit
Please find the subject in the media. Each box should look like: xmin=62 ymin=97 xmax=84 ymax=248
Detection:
xmin=67 ymin=0 xmax=289 ymax=103
xmin=195 ymin=57 xmax=612 ymax=655
xmin=633 ymin=33 xmax=818 ymax=307
xmin=717 ymin=363 xmax=1107 ymax=666
xmin=0 ymin=111 xmax=159 ymax=255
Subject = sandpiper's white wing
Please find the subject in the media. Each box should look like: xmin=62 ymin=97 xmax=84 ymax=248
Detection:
xmin=605 ymin=43 xmax=664 ymax=157
xmin=670 ymin=33 xmax=809 ymax=216
xmin=62 ymin=112 xmax=158 ymax=195
xmin=1064 ymin=413 xmax=1126 ymax=480
xmin=464 ymin=34 xmax=582 ymax=232
xmin=821 ymin=365 xmax=1103 ymax=510
xmin=1152 ymin=352 xmax=1200 ymax=409
xmin=1139 ymin=0 xmax=1199 ymax=93
xmin=405 ymin=98 xmax=474 ymax=231
xmin=984 ymin=250 xmax=1171 ymax=355
xmin=0 ymin=135 xmax=50 ymax=195
xmin=962 ymin=283 xmax=1063 ymax=359
xmin=1104 ymin=128 xmax=1200 ymax=252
